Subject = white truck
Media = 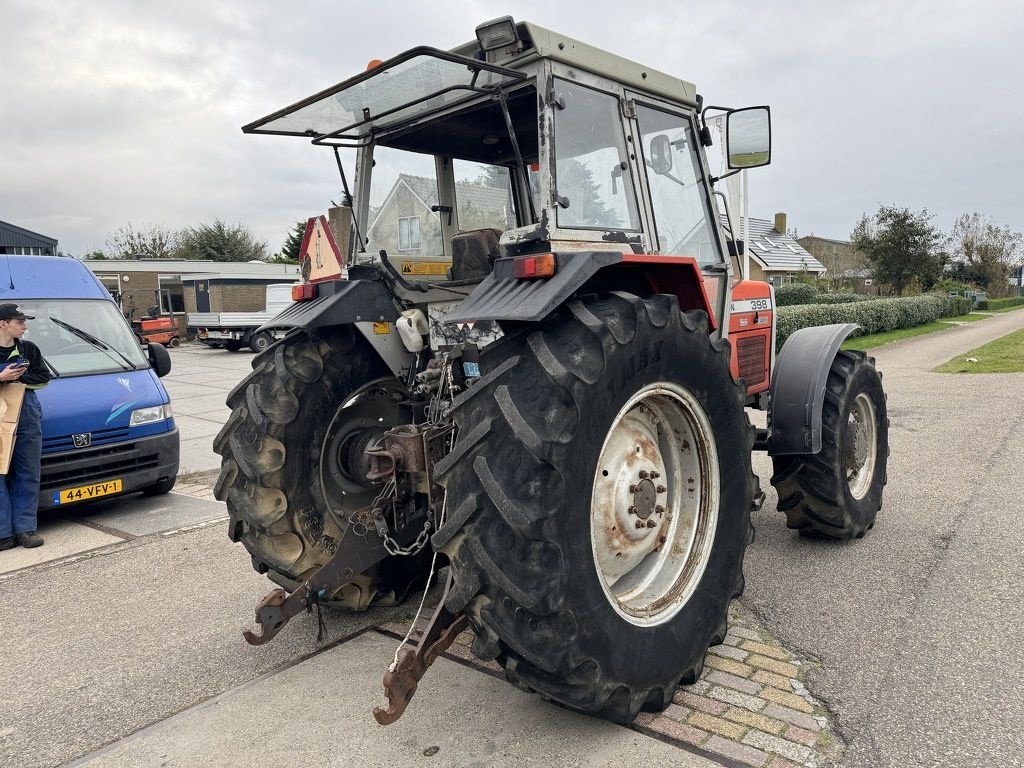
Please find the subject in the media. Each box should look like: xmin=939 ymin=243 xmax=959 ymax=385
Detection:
xmin=188 ymin=283 xmax=295 ymax=352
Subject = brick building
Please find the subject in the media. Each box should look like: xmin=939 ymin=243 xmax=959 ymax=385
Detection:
xmin=84 ymin=259 xmax=300 ymax=337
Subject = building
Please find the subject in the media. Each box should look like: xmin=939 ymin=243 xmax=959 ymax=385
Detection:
xmin=0 ymin=220 xmax=58 ymax=256
xmin=84 ymin=259 xmax=300 ymax=337
xmin=796 ymin=233 xmax=869 ymax=278
xmin=368 ymin=174 xmax=514 ymax=258
xmin=740 ymin=214 xmax=826 ymax=287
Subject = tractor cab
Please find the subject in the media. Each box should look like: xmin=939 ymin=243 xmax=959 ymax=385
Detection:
xmin=244 ymin=18 xmax=771 ymax=319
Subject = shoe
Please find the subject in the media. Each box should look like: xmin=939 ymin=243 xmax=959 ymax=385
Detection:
xmin=0 ymin=536 xmax=16 ymax=551
xmin=16 ymin=531 xmax=43 ymax=548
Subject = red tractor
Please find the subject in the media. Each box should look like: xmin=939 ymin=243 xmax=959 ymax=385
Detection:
xmin=215 ymin=18 xmax=887 ymax=724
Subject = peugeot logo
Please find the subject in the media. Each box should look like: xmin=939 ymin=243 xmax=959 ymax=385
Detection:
xmin=73 ymin=433 xmax=92 ymax=448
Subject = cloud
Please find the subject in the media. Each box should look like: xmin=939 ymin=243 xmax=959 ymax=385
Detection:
xmin=2 ymin=0 xmax=1022 ymax=254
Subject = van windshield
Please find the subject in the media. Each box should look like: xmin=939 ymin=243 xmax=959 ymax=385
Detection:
xmin=18 ymin=300 xmax=148 ymax=376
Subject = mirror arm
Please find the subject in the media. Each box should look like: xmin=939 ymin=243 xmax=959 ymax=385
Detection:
xmin=709 ymin=168 xmax=742 ymax=186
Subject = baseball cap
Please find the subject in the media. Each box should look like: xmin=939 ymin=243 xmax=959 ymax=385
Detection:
xmin=0 ymin=304 xmax=34 ymax=321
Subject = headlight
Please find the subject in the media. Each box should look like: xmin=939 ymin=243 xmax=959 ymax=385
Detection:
xmin=130 ymin=404 xmax=173 ymax=426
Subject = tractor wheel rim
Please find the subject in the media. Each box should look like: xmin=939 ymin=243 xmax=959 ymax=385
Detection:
xmin=591 ymin=383 xmax=720 ymax=627
xmin=846 ymin=392 xmax=877 ymax=500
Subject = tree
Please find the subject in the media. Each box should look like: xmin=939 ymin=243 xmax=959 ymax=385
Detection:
xmin=175 ymin=220 xmax=269 ymax=262
xmin=946 ymin=213 xmax=1022 ymax=298
xmin=275 ymin=220 xmax=307 ymax=263
xmin=106 ymin=223 xmax=180 ymax=259
xmin=556 ymin=158 xmax=619 ymax=227
xmin=851 ymin=206 xmax=943 ymax=295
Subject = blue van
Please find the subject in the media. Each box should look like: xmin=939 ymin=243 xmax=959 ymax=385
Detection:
xmin=0 ymin=256 xmax=178 ymax=509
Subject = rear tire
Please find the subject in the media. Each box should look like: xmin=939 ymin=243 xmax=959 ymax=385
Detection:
xmin=214 ymin=327 xmax=431 ymax=609
xmin=770 ymin=350 xmax=888 ymax=538
xmin=225 ymin=341 xmax=242 ymax=352
xmin=435 ymin=294 xmax=757 ymax=722
xmin=249 ymin=331 xmax=272 ymax=353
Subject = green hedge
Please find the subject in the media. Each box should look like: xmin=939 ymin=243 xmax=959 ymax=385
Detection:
xmin=812 ymin=293 xmax=870 ymax=305
xmin=774 ymin=283 xmax=818 ymax=306
xmin=776 ymin=294 xmax=971 ymax=349
xmin=977 ymin=296 xmax=1024 ymax=310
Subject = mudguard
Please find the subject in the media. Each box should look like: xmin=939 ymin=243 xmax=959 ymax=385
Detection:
xmin=258 ymin=278 xmax=401 ymax=332
xmin=767 ymin=323 xmax=859 ymax=456
xmin=447 ymin=251 xmax=713 ymax=324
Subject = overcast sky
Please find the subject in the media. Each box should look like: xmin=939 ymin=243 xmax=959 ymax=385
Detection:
xmin=3 ymin=0 xmax=1022 ymax=256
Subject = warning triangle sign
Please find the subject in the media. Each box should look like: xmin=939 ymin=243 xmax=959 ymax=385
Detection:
xmin=299 ymin=216 xmax=343 ymax=282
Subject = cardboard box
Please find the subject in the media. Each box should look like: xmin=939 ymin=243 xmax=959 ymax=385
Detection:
xmin=0 ymin=383 xmax=26 ymax=474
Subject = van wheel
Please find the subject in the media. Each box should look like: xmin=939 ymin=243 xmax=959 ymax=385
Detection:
xmin=142 ymin=476 xmax=176 ymax=496
xmin=169 ymin=337 xmax=181 ymax=348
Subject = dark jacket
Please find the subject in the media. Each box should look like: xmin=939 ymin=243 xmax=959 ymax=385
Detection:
xmin=0 ymin=339 xmax=51 ymax=389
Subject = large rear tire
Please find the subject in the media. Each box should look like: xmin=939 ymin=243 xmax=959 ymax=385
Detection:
xmin=770 ymin=350 xmax=888 ymax=539
xmin=434 ymin=294 xmax=757 ymax=722
xmin=214 ymin=327 xmax=431 ymax=609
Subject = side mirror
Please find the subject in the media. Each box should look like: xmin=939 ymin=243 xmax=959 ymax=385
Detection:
xmin=148 ymin=342 xmax=171 ymax=378
xmin=649 ymin=135 xmax=674 ymax=175
xmin=726 ymin=106 xmax=772 ymax=169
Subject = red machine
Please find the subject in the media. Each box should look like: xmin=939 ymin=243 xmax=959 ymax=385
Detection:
xmin=132 ymin=316 xmax=180 ymax=347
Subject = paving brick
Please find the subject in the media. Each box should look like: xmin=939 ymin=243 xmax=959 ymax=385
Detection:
xmin=706 ymin=670 xmax=762 ymax=696
xmin=746 ymin=654 xmax=800 ymax=678
xmin=759 ymin=686 xmax=815 ymax=714
xmin=723 ymin=707 xmax=788 ymax=736
xmin=709 ymin=643 xmax=750 ymax=661
xmin=751 ymin=669 xmax=793 ymax=691
xmin=681 ymin=678 xmax=713 ymax=696
xmin=647 ymin=717 xmax=710 ymax=747
xmin=705 ymin=655 xmax=756 ymax=678
xmin=765 ymin=757 xmax=804 ymax=768
xmin=705 ymin=735 xmax=769 ymax=767
xmin=727 ymin=626 xmax=765 ymax=642
xmin=741 ymin=730 xmax=813 ymax=764
xmin=663 ymin=703 xmax=691 ymax=722
xmin=673 ymin=690 xmax=727 ymax=715
xmin=687 ymin=711 xmax=747 ymax=740
xmin=707 ymin=685 xmax=767 ymax=712
xmin=739 ymin=640 xmax=792 ymax=661
xmin=762 ymin=703 xmax=820 ymax=731
xmin=784 ymin=724 xmax=819 ymax=747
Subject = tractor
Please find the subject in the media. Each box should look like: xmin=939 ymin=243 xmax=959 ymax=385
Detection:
xmin=214 ymin=17 xmax=888 ymax=725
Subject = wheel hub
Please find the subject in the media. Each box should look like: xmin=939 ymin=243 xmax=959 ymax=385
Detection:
xmin=845 ymin=391 xmax=878 ymax=500
xmin=591 ymin=384 xmax=720 ymax=627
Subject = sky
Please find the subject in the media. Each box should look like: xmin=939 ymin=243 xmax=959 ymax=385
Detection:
xmin=3 ymin=0 xmax=1023 ymax=256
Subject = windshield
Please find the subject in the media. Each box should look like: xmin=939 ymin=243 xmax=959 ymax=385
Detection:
xmin=18 ymin=300 xmax=148 ymax=376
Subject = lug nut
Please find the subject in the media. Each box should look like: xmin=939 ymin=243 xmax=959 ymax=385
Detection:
xmin=646 ymin=519 xmax=657 ymax=528
xmin=656 ymin=485 xmax=666 ymax=494
xmin=655 ymin=505 xmax=664 ymax=514
xmin=628 ymin=506 xmax=638 ymax=515
xmin=635 ymin=520 xmax=645 ymax=529
xmin=629 ymin=485 xmax=638 ymax=493
xmin=638 ymin=470 xmax=650 ymax=479
xmin=650 ymin=471 xmax=660 ymax=479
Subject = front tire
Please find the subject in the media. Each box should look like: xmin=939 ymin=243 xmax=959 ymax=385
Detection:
xmin=435 ymin=294 xmax=757 ymax=722
xmin=249 ymin=331 xmax=272 ymax=353
xmin=770 ymin=350 xmax=888 ymax=538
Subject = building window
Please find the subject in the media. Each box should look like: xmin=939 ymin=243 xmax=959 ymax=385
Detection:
xmin=398 ymin=217 xmax=421 ymax=251
xmin=158 ymin=275 xmax=185 ymax=314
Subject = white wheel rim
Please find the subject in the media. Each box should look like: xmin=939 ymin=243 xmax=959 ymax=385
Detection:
xmin=846 ymin=392 xmax=877 ymax=500
xmin=590 ymin=383 xmax=721 ymax=627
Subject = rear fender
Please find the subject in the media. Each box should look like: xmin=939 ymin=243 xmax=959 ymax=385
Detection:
xmin=446 ymin=251 xmax=716 ymax=325
xmin=767 ymin=323 xmax=859 ymax=456
xmin=260 ymin=278 xmax=413 ymax=379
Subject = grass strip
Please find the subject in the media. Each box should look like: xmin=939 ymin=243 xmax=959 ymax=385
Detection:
xmin=933 ymin=327 xmax=1024 ymax=373
xmin=841 ymin=321 xmax=964 ymax=351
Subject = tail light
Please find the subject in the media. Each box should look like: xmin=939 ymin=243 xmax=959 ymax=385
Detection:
xmin=512 ymin=253 xmax=556 ymax=279
xmin=292 ymin=283 xmax=318 ymax=301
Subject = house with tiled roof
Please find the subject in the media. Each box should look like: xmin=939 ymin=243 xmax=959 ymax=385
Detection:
xmin=741 ymin=213 xmax=825 ymax=286
xmin=366 ymin=174 xmax=514 ymax=259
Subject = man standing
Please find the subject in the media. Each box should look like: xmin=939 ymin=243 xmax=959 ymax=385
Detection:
xmin=0 ymin=304 xmax=51 ymax=550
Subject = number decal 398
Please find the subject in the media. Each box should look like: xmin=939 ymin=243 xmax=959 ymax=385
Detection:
xmin=749 ymin=298 xmax=770 ymax=310
xmin=731 ymin=298 xmax=773 ymax=313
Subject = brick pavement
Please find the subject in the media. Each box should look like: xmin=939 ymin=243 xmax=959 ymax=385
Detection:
xmin=383 ymin=601 xmax=842 ymax=768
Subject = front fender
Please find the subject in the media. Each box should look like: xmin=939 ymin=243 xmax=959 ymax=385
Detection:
xmin=767 ymin=323 xmax=859 ymax=456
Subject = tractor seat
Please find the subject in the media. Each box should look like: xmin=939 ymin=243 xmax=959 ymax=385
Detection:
xmin=451 ymin=228 xmax=501 ymax=281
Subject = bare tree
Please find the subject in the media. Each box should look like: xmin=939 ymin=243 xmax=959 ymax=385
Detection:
xmin=105 ymin=223 xmax=180 ymax=259
xmin=947 ymin=213 xmax=1022 ymax=298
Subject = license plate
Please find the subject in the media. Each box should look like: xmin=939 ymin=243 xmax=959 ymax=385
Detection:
xmin=53 ymin=479 xmax=123 ymax=505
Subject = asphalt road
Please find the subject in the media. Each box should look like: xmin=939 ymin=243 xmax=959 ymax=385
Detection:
xmin=744 ymin=309 xmax=1024 ymax=767
xmin=2 ymin=313 xmax=1023 ymax=767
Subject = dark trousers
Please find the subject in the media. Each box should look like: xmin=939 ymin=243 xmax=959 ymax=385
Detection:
xmin=0 ymin=389 xmax=43 ymax=537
